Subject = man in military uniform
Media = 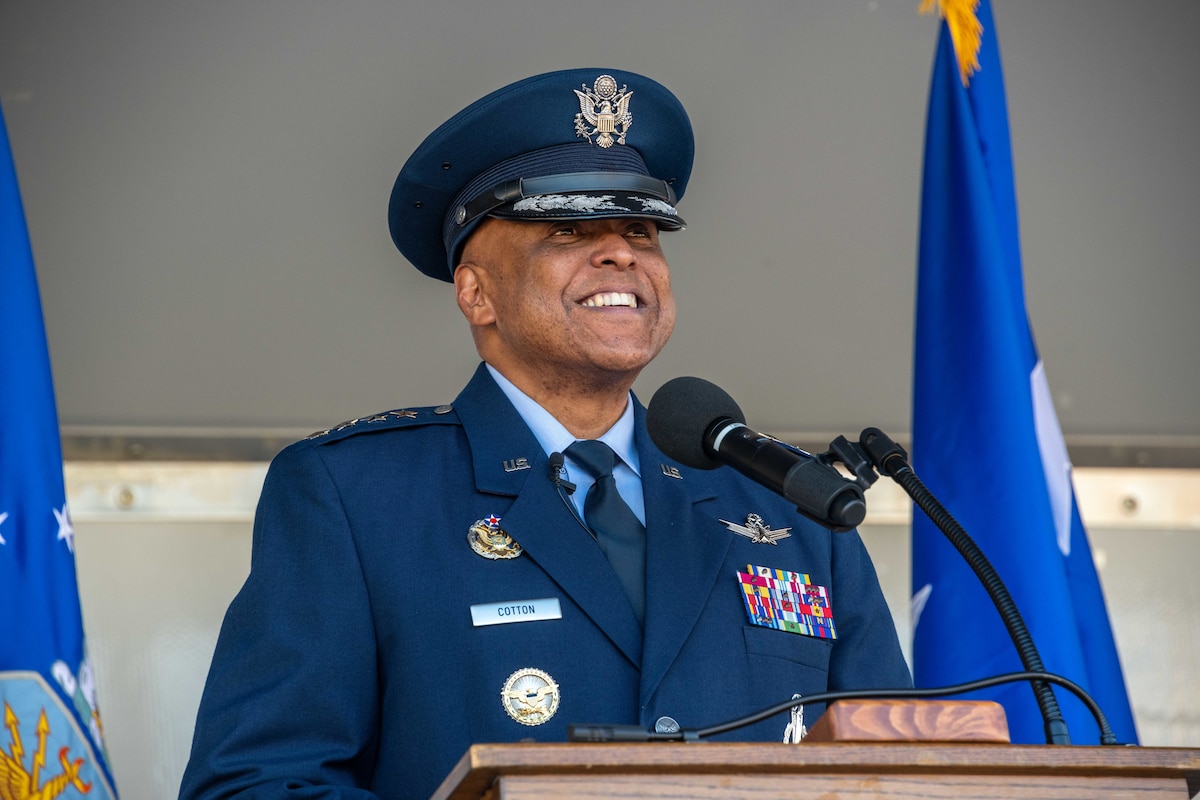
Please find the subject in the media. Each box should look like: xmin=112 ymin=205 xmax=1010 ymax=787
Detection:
xmin=180 ymin=68 xmax=911 ymax=800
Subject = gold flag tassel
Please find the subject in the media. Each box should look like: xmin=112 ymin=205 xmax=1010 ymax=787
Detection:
xmin=920 ymin=0 xmax=984 ymax=86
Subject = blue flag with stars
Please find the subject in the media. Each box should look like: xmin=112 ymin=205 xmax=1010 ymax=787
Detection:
xmin=1 ymin=104 xmax=119 ymax=797
xmin=912 ymin=0 xmax=1138 ymax=745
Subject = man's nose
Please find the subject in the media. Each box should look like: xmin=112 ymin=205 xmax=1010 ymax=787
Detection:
xmin=590 ymin=231 xmax=637 ymax=271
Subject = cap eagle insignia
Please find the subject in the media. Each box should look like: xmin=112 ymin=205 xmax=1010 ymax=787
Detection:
xmin=574 ymin=75 xmax=632 ymax=148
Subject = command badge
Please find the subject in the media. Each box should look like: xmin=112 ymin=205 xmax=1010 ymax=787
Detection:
xmin=500 ymin=667 xmax=560 ymax=726
xmin=468 ymin=515 xmax=523 ymax=560
xmin=574 ymin=74 xmax=632 ymax=148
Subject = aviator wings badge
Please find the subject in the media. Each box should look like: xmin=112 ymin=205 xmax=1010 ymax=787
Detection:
xmin=574 ymin=74 xmax=632 ymax=148
xmin=720 ymin=513 xmax=792 ymax=546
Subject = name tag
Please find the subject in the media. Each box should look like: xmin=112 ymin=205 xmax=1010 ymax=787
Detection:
xmin=470 ymin=597 xmax=562 ymax=627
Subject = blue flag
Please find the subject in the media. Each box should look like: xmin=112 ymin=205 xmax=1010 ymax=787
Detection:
xmin=912 ymin=0 xmax=1138 ymax=745
xmin=1 ymin=105 xmax=119 ymax=796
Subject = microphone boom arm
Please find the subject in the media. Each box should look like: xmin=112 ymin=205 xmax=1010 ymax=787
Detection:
xmin=849 ymin=427 xmax=1083 ymax=745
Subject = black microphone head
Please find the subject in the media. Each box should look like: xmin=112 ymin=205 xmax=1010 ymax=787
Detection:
xmin=647 ymin=376 xmax=746 ymax=470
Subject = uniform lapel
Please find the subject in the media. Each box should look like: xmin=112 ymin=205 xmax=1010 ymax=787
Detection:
xmin=633 ymin=401 xmax=732 ymax=708
xmin=454 ymin=364 xmax=643 ymax=667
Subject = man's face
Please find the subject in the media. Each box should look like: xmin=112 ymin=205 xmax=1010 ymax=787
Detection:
xmin=456 ymin=216 xmax=676 ymax=392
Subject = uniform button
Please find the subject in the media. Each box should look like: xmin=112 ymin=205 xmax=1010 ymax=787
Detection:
xmin=654 ymin=716 xmax=680 ymax=734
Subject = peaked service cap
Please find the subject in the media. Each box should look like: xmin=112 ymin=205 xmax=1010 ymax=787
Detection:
xmin=388 ymin=68 xmax=695 ymax=281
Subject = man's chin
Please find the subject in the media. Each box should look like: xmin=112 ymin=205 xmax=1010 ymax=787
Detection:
xmin=582 ymin=345 xmax=669 ymax=383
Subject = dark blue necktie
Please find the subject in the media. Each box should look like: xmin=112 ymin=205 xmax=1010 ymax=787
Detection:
xmin=566 ymin=439 xmax=646 ymax=625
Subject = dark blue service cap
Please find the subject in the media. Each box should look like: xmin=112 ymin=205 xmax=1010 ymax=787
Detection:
xmin=389 ymin=68 xmax=695 ymax=282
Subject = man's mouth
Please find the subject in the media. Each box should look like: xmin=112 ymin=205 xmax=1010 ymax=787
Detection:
xmin=580 ymin=291 xmax=639 ymax=309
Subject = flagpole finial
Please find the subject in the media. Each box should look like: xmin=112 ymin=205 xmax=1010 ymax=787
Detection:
xmin=919 ymin=0 xmax=984 ymax=86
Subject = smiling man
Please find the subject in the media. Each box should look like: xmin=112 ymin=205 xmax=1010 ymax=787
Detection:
xmin=455 ymin=216 xmax=674 ymax=436
xmin=180 ymin=69 xmax=911 ymax=800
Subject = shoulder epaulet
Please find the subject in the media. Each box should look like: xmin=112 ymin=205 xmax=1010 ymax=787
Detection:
xmin=303 ymin=403 xmax=460 ymax=445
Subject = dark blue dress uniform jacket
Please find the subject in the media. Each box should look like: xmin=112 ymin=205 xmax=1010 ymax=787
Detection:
xmin=180 ymin=364 xmax=911 ymax=799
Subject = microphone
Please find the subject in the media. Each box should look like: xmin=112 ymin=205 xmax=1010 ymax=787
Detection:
xmin=648 ymin=383 xmax=1078 ymax=744
xmin=646 ymin=377 xmax=866 ymax=532
xmin=548 ymin=452 xmax=576 ymax=494
xmin=549 ymin=451 xmax=593 ymax=538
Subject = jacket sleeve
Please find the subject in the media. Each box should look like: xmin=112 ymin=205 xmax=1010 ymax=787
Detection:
xmin=828 ymin=529 xmax=913 ymax=692
xmin=178 ymin=442 xmax=383 ymax=799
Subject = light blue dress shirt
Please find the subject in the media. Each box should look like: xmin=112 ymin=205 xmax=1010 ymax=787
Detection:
xmin=486 ymin=364 xmax=645 ymax=524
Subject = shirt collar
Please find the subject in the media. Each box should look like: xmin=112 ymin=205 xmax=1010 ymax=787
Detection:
xmin=485 ymin=363 xmax=641 ymax=476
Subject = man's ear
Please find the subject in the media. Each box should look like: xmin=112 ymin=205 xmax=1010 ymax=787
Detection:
xmin=454 ymin=263 xmax=496 ymax=326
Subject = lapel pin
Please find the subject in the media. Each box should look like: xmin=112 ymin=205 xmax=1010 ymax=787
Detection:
xmin=468 ymin=515 xmax=523 ymax=560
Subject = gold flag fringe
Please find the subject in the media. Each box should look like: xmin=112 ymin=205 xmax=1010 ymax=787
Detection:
xmin=920 ymin=0 xmax=984 ymax=86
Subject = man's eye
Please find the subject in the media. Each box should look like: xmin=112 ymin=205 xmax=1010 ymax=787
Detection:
xmin=551 ymin=225 xmax=577 ymax=236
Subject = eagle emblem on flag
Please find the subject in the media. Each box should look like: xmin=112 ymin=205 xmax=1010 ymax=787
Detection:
xmin=0 ymin=696 xmax=93 ymax=800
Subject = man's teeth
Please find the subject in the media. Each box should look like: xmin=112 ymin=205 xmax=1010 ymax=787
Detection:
xmin=582 ymin=292 xmax=638 ymax=308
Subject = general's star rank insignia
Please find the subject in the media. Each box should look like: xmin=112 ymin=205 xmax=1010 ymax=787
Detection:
xmin=467 ymin=515 xmax=523 ymax=560
xmin=719 ymin=513 xmax=792 ymax=545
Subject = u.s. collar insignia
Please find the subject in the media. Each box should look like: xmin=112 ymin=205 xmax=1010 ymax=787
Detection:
xmin=720 ymin=513 xmax=792 ymax=545
xmin=574 ymin=75 xmax=632 ymax=148
xmin=501 ymin=667 xmax=560 ymax=726
xmin=468 ymin=515 xmax=523 ymax=560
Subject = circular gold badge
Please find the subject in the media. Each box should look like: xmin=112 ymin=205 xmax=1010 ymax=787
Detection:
xmin=500 ymin=667 xmax=560 ymax=726
xmin=468 ymin=516 xmax=523 ymax=560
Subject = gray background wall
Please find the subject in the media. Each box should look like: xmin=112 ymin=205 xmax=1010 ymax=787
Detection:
xmin=4 ymin=1 xmax=1198 ymax=448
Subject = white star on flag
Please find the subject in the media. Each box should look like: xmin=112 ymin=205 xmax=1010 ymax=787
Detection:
xmin=54 ymin=503 xmax=75 ymax=553
xmin=0 ymin=510 xmax=7 ymax=545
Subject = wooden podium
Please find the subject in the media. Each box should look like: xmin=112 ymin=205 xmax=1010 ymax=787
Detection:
xmin=432 ymin=742 xmax=1200 ymax=799
xmin=430 ymin=702 xmax=1200 ymax=800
